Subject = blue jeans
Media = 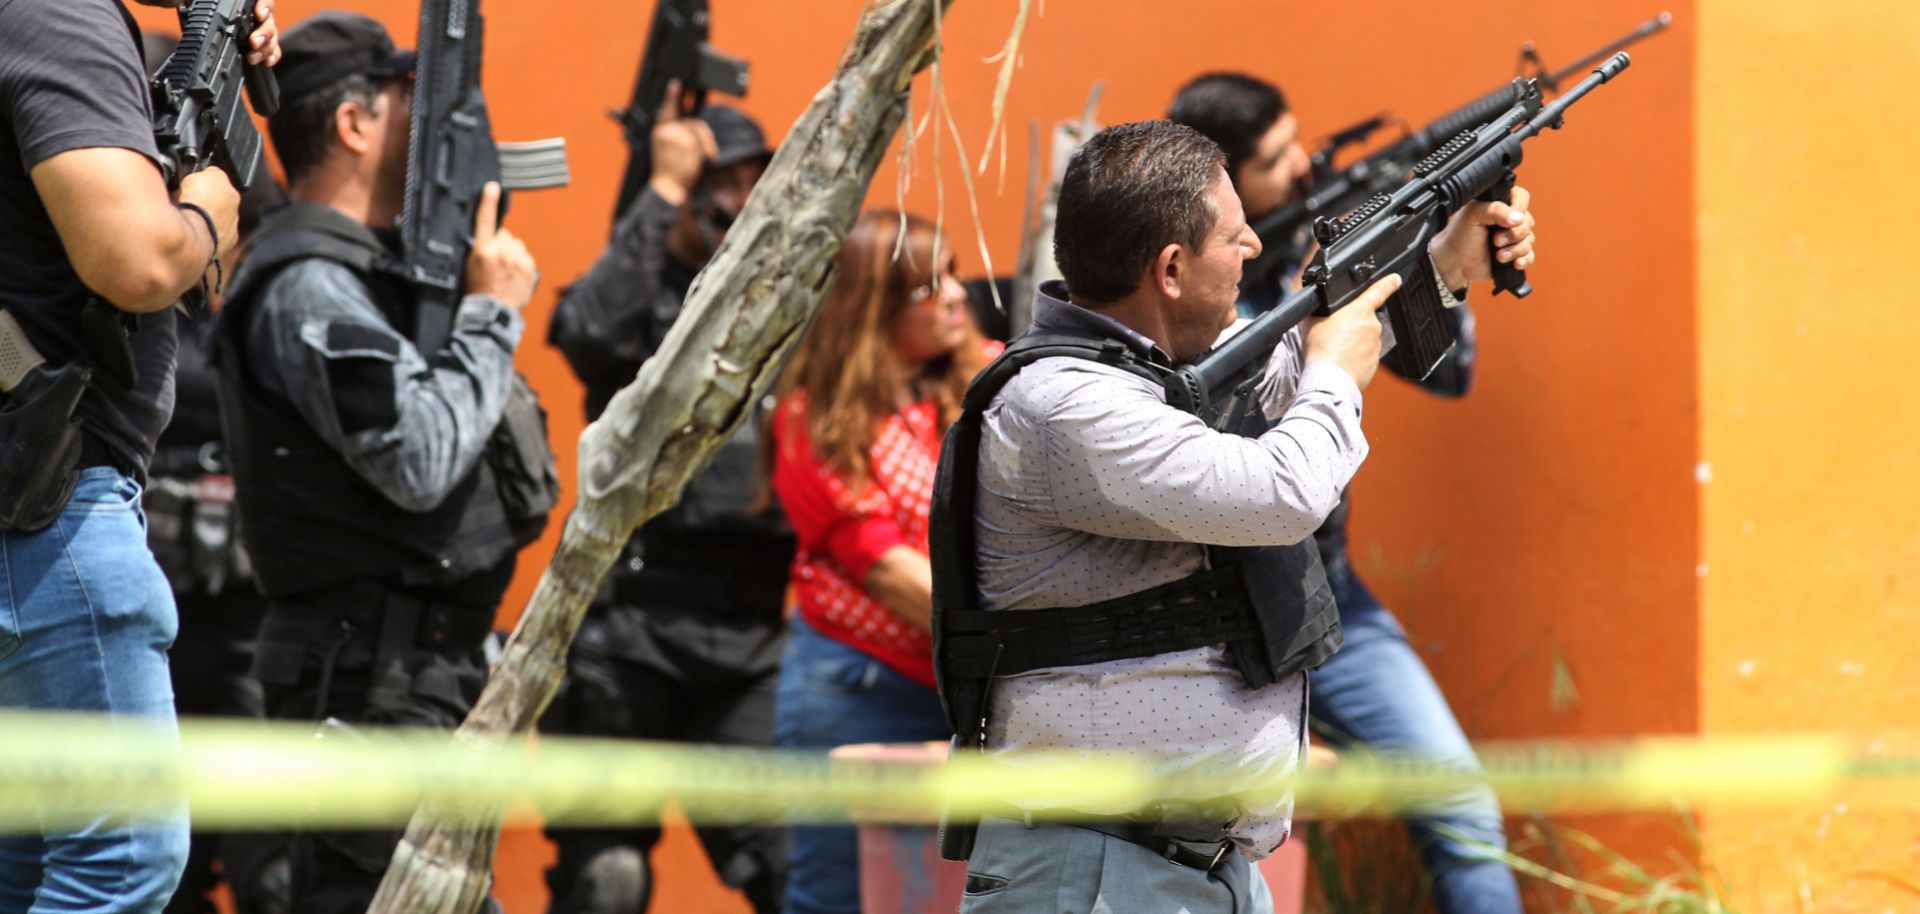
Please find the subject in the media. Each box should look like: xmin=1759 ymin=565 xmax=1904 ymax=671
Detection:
xmin=773 ymin=617 xmax=949 ymax=914
xmin=961 ymin=814 xmax=1273 ymax=914
xmin=0 ymin=467 xmax=190 ymax=912
xmin=1309 ymin=573 xmax=1521 ymax=914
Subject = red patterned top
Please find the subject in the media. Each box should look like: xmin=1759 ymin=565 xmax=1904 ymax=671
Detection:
xmin=770 ymin=391 xmax=947 ymax=687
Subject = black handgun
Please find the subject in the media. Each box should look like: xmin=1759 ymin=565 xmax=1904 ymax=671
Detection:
xmin=149 ymin=0 xmax=279 ymax=191
xmin=1170 ymin=55 xmax=1634 ymax=427
xmin=398 ymin=0 xmax=568 ymax=353
xmin=1242 ymin=12 xmax=1670 ymax=297
xmin=609 ymin=0 xmax=749 ymax=228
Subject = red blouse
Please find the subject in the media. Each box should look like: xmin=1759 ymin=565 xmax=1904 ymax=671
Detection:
xmin=770 ymin=392 xmax=947 ymax=687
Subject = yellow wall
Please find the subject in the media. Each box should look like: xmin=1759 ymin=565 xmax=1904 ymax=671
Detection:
xmin=1697 ymin=1 xmax=1920 ymax=909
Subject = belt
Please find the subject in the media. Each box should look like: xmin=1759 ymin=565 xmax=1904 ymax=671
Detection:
xmin=608 ymin=563 xmax=786 ymax=617
xmin=994 ymin=808 xmax=1236 ymax=874
xmin=261 ymin=581 xmax=495 ymax=653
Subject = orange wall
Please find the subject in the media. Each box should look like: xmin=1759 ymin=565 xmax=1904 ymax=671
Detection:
xmin=133 ymin=1 xmax=1709 ymax=910
xmin=1695 ymin=1 xmax=1920 ymax=910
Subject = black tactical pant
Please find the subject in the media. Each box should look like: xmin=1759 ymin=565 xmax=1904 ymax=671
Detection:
xmin=541 ymin=598 xmax=789 ymax=914
xmin=254 ymin=583 xmax=495 ymax=914
xmin=165 ymin=585 xmax=291 ymax=914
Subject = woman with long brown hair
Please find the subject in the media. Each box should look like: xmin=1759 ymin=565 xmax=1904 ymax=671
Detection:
xmin=768 ymin=210 xmax=996 ymax=914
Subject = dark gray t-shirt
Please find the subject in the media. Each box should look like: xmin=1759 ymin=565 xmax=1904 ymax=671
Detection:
xmin=0 ymin=0 xmax=176 ymax=474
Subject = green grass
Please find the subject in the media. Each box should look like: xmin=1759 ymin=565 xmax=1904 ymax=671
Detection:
xmin=1302 ymin=810 xmax=1743 ymax=914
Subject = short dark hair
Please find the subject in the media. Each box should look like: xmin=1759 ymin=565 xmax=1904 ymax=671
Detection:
xmin=1167 ymin=72 xmax=1288 ymax=183
xmin=267 ymin=73 xmax=384 ymax=185
xmin=1053 ymin=120 xmax=1226 ymax=304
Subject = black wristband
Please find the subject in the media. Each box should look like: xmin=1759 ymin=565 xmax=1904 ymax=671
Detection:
xmin=175 ymin=202 xmax=224 ymax=307
xmin=176 ymin=201 xmax=220 ymax=259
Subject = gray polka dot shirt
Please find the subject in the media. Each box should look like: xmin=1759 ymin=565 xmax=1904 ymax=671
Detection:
xmin=975 ymin=282 xmax=1370 ymax=858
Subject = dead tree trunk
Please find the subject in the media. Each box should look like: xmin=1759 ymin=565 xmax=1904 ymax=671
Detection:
xmin=368 ymin=2 xmax=949 ymax=910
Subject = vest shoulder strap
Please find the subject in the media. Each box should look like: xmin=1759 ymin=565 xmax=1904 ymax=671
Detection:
xmin=224 ymin=205 xmax=389 ymax=315
xmin=959 ymin=332 xmax=1155 ymax=414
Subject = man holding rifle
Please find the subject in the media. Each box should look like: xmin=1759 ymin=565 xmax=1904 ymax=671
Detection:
xmin=1169 ymin=71 xmax=1525 ymax=914
xmin=933 ymin=118 xmax=1536 ymax=912
xmin=544 ymin=81 xmax=789 ymax=914
xmin=0 ymin=0 xmax=278 ymax=908
xmin=212 ymin=12 xmax=541 ymax=912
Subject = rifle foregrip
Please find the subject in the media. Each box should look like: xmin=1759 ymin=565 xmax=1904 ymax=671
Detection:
xmin=1480 ymin=172 xmax=1532 ymax=298
xmin=1490 ymin=252 xmax=1530 ymax=298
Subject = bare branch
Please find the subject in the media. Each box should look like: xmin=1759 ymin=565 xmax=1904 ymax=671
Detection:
xmin=976 ymin=0 xmax=1033 ymax=186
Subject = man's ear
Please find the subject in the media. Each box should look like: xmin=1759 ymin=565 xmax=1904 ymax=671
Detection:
xmin=334 ymin=98 xmax=376 ymax=156
xmin=1154 ymin=242 xmax=1185 ymax=299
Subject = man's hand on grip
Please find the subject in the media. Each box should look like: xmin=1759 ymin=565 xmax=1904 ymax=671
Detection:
xmin=247 ymin=1 xmax=282 ymax=66
xmin=1429 ymin=184 xmax=1537 ymax=290
xmin=1304 ymin=272 xmax=1400 ymax=391
xmin=647 ymin=80 xmax=717 ymax=207
xmin=464 ymin=182 xmax=537 ymax=312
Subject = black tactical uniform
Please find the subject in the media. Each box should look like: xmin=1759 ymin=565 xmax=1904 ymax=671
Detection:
xmin=216 ymin=193 xmax=552 ymax=914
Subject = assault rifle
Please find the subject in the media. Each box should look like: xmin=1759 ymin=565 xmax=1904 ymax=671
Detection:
xmin=1168 ymin=54 xmax=1634 ymax=426
xmin=399 ymin=0 xmax=570 ymax=353
xmin=609 ymin=0 xmax=750 ymax=227
xmin=1242 ymin=12 xmax=1669 ymax=295
xmin=149 ymin=0 xmax=280 ymax=192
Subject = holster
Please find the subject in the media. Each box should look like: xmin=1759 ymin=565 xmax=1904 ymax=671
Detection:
xmin=936 ymin=675 xmax=993 ymax=861
xmin=0 ymin=362 xmax=91 ymax=532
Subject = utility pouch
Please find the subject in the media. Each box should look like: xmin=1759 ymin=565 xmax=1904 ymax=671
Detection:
xmin=486 ymin=371 xmax=559 ymax=546
xmin=0 ymin=362 xmax=91 ymax=532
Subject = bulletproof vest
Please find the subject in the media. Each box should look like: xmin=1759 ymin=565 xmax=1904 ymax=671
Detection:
xmin=213 ymin=203 xmax=537 ymax=598
xmin=929 ymin=331 xmax=1343 ymax=744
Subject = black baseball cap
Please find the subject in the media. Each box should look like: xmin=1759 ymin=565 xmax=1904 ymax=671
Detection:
xmin=276 ymin=12 xmax=416 ymax=105
xmin=700 ymin=105 xmax=772 ymax=170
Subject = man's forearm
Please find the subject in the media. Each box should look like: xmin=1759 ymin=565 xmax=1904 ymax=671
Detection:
xmin=346 ymin=295 xmax=525 ymax=511
xmin=30 ymin=148 xmax=219 ymax=313
xmin=262 ymin=263 xmax=523 ymax=512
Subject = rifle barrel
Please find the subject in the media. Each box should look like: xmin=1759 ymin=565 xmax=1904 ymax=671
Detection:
xmin=1543 ymin=13 xmax=1669 ymax=89
xmin=1527 ymin=53 xmax=1632 ymax=137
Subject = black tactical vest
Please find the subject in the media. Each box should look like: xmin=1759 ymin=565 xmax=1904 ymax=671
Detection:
xmin=214 ymin=203 xmax=552 ymax=599
xmin=929 ymin=330 xmax=1343 ymax=749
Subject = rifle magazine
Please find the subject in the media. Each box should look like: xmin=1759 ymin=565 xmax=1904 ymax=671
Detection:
xmin=1380 ymin=257 xmax=1458 ymax=382
xmin=497 ymin=139 xmax=572 ymax=190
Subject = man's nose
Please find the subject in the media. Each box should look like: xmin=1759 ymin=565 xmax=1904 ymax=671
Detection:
xmin=1288 ymin=144 xmax=1311 ymax=179
xmin=1242 ymin=225 xmax=1263 ymax=259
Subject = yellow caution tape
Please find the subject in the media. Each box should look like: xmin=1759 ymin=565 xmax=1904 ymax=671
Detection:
xmin=0 ymin=711 xmax=1914 ymax=833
